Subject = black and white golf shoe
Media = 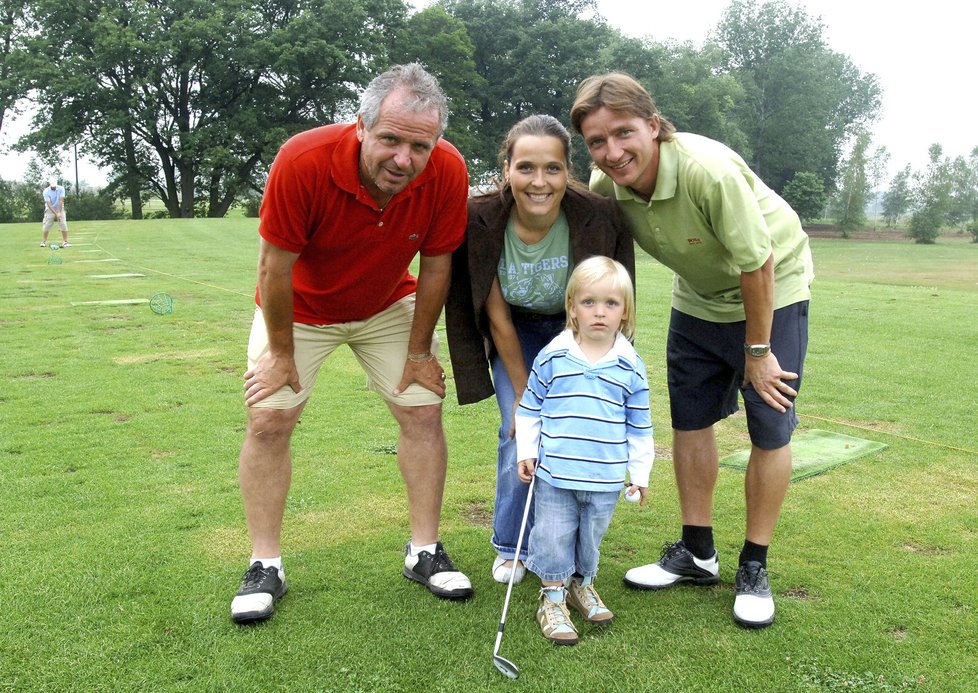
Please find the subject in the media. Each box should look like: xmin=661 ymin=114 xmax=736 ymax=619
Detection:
xmin=403 ymin=542 xmax=473 ymax=600
xmin=231 ymin=562 xmax=288 ymax=624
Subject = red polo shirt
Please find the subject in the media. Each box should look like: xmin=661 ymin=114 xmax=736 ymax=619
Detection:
xmin=257 ymin=123 xmax=468 ymax=324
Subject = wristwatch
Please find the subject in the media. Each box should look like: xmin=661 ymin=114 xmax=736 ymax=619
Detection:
xmin=744 ymin=343 xmax=771 ymax=358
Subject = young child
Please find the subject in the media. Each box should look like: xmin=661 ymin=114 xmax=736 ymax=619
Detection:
xmin=515 ymin=256 xmax=654 ymax=645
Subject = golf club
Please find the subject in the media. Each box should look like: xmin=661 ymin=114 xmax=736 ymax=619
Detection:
xmin=491 ymin=467 xmax=537 ymax=679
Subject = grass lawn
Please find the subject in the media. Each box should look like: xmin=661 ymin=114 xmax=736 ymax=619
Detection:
xmin=1 ymin=220 xmax=975 ymax=691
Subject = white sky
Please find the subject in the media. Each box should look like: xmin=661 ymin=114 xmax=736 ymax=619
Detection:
xmin=2 ymin=0 xmax=974 ymax=187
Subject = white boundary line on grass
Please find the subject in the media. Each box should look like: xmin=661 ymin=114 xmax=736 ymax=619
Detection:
xmin=71 ymin=299 xmax=150 ymax=306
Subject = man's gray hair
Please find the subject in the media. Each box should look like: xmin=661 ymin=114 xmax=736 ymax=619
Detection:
xmin=359 ymin=63 xmax=449 ymax=135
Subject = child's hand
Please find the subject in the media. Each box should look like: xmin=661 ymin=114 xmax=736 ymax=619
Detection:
xmin=517 ymin=459 xmax=537 ymax=483
xmin=626 ymin=484 xmax=649 ymax=507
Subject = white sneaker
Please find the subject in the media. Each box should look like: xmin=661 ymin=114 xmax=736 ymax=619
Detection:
xmin=491 ymin=556 xmax=526 ymax=584
xmin=62 ymin=242 xmax=71 ymax=247
xmin=624 ymin=540 xmax=719 ymax=590
xmin=733 ymin=561 xmax=775 ymax=628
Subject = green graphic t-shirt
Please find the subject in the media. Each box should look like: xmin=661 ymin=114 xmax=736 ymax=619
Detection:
xmin=497 ymin=210 xmax=571 ymax=315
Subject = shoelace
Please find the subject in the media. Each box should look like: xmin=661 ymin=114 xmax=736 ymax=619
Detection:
xmin=575 ymin=584 xmax=601 ymax=608
xmin=428 ymin=549 xmax=457 ymax=574
xmin=241 ymin=564 xmax=274 ymax=590
xmin=738 ymin=565 xmax=766 ymax=593
xmin=540 ymin=593 xmax=572 ymax=625
xmin=660 ymin=541 xmax=685 ymax=561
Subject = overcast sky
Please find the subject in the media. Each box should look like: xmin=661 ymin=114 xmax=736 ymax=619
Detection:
xmin=2 ymin=0 xmax=974 ymax=187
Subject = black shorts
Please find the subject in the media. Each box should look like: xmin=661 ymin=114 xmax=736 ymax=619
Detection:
xmin=666 ymin=301 xmax=809 ymax=449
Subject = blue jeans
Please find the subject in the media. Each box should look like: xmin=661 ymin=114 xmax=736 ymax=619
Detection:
xmin=525 ymin=478 xmax=619 ymax=582
xmin=490 ymin=313 xmax=565 ymax=561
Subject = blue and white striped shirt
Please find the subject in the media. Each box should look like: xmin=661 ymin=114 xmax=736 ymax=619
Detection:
xmin=516 ymin=329 xmax=654 ymax=492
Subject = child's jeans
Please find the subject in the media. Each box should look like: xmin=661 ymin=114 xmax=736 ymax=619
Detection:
xmin=525 ymin=478 xmax=619 ymax=582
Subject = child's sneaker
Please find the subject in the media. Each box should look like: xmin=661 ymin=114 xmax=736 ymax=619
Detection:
xmin=566 ymin=576 xmax=614 ymax=624
xmin=536 ymin=586 xmax=578 ymax=645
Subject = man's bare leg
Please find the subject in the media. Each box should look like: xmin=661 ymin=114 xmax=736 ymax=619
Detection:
xmin=389 ymin=401 xmax=472 ymax=599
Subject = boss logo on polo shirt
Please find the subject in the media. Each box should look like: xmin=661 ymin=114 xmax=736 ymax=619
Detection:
xmin=687 ymin=237 xmax=703 ymax=245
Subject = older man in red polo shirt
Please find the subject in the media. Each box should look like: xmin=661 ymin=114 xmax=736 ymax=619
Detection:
xmin=231 ymin=63 xmax=472 ymax=624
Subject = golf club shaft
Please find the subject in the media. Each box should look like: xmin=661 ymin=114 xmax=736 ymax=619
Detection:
xmin=495 ymin=472 xmax=536 ymax=638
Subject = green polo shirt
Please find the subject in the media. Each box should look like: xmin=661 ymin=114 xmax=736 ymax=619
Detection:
xmin=590 ymin=133 xmax=814 ymax=322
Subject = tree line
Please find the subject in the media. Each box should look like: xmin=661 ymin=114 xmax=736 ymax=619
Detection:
xmin=1 ymin=0 xmax=970 ymax=240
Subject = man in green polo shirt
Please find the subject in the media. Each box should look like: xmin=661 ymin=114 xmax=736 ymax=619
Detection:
xmin=572 ymin=72 xmax=814 ymax=629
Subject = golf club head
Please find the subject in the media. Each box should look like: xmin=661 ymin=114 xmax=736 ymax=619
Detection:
xmin=492 ymin=654 xmax=519 ymax=679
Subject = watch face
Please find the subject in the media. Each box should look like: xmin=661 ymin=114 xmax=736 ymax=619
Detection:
xmin=747 ymin=345 xmax=770 ymax=358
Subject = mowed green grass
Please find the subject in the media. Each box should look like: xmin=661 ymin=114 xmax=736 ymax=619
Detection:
xmin=1 ymin=220 xmax=975 ymax=691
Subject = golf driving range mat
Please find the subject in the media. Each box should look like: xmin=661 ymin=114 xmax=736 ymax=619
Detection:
xmin=719 ymin=429 xmax=888 ymax=482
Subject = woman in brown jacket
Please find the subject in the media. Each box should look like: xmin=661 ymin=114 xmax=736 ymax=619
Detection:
xmin=445 ymin=115 xmax=635 ymax=585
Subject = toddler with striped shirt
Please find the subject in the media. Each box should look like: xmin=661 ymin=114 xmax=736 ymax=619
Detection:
xmin=516 ymin=256 xmax=654 ymax=645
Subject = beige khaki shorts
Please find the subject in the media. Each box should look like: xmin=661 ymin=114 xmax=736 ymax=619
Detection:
xmin=42 ymin=209 xmax=68 ymax=232
xmin=247 ymin=295 xmax=442 ymax=409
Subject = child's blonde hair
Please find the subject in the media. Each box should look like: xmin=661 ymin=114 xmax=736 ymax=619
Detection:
xmin=565 ymin=256 xmax=636 ymax=340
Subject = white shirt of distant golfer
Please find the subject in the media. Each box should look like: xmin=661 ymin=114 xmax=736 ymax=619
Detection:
xmin=44 ymin=185 xmax=65 ymax=217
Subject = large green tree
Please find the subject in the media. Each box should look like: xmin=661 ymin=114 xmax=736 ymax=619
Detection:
xmin=392 ymin=5 xmax=485 ymax=173
xmin=436 ymin=0 xmax=619 ymax=182
xmin=713 ymin=0 xmax=880 ymax=193
xmin=601 ymin=37 xmax=749 ymax=158
xmin=23 ymin=0 xmax=407 ymax=218
xmin=0 ymin=0 xmax=31 ymax=137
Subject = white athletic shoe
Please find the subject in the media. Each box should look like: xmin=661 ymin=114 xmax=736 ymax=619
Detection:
xmin=491 ymin=556 xmax=526 ymax=584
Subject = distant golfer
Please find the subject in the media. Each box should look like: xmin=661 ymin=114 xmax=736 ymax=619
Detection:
xmin=230 ymin=63 xmax=472 ymax=625
xmin=572 ymin=72 xmax=814 ymax=628
xmin=40 ymin=178 xmax=70 ymax=248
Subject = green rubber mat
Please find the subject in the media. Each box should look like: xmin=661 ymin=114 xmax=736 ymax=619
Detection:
xmin=719 ymin=429 xmax=888 ymax=482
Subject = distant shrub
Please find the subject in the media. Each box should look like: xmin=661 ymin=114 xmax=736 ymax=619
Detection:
xmin=0 ymin=179 xmax=43 ymax=222
xmin=782 ymin=172 xmax=827 ymax=224
xmin=907 ymin=208 xmax=942 ymax=244
xmin=967 ymin=221 xmax=978 ymax=243
xmin=69 ymin=190 xmax=124 ymax=220
xmin=242 ymin=195 xmax=261 ymax=218
xmin=0 ymin=179 xmax=15 ymax=223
